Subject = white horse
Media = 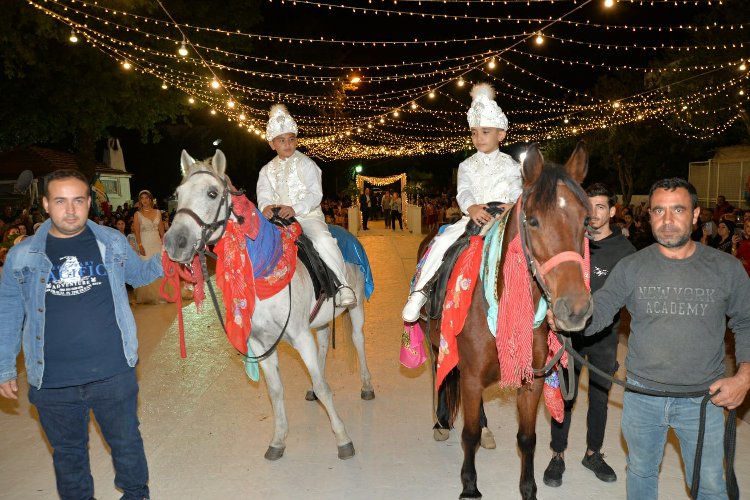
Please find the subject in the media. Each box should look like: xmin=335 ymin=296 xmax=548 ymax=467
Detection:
xmin=163 ymin=149 xmax=374 ymax=460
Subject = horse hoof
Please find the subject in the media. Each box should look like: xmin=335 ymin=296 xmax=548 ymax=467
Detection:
xmin=480 ymin=427 xmax=496 ymax=450
xmin=433 ymin=428 xmax=450 ymax=441
xmin=337 ymin=442 xmax=355 ymax=459
xmin=264 ymin=446 xmax=285 ymax=461
xmin=305 ymin=390 xmax=318 ymax=401
xmin=360 ymin=389 xmax=375 ymax=400
xmin=459 ymin=490 xmax=482 ymax=499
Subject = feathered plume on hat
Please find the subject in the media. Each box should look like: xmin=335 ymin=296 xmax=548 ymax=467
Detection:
xmin=467 ymin=83 xmax=508 ymax=130
xmin=266 ymin=104 xmax=298 ymax=141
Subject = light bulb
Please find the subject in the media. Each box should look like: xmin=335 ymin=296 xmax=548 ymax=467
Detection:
xmin=410 ymin=102 xmax=417 ymax=109
xmin=210 ymin=109 xmax=217 ymax=115
xmin=178 ymin=40 xmax=188 ymax=57
xmin=161 ymin=81 xmax=168 ymax=90
xmin=604 ymin=0 xmax=614 ymax=7
xmin=488 ymin=58 xmax=496 ymax=69
xmin=457 ymin=78 xmax=465 ymax=87
xmin=211 ymin=79 xmax=220 ymax=89
xmin=535 ymin=34 xmax=544 ymax=45
xmin=122 ymin=61 xmax=132 ymax=70
xmin=239 ymin=113 xmax=246 ymax=121
xmin=393 ymin=110 xmax=399 ymax=117
xmin=69 ymin=30 xmax=78 ymax=43
xmin=428 ymin=91 xmax=435 ymax=98
xmin=227 ymin=100 xmax=235 ymax=108
xmin=740 ymin=62 xmax=747 ymax=71
xmin=188 ymin=97 xmax=195 ymax=104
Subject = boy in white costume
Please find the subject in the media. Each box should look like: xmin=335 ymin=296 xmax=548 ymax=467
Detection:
xmin=257 ymin=104 xmax=356 ymax=307
xmin=402 ymin=83 xmax=522 ymax=322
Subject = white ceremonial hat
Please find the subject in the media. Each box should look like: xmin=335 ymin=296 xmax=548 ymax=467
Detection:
xmin=466 ymin=83 xmax=508 ymax=130
xmin=266 ymin=104 xmax=298 ymax=141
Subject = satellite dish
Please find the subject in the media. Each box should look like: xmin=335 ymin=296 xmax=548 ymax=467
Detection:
xmin=14 ymin=170 xmax=34 ymax=194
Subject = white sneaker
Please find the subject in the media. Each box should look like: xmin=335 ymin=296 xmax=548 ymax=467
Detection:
xmin=337 ymin=287 xmax=356 ymax=307
xmin=402 ymin=292 xmax=427 ymax=322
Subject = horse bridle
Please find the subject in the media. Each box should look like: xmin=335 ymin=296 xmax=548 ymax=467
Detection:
xmin=174 ymin=169 xmax=243 ymax=254
xmin=516 ymin=194 xmax=585 ymax=304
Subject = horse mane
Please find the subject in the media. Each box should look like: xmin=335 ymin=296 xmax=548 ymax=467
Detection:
xmin=524 ymin=163 xmax=589 ymax=212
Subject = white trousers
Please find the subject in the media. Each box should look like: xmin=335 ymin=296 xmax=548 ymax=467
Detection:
xmin=297 ymin=210 xmax=349 ymax=286
xmin=412 ymin=215 xmax=469 ymax=292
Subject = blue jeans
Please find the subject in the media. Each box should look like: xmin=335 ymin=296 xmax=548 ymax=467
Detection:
xmin=28 ymin=369 xmax=149 ymax=500
xmin=621 ymin=379 xmax=727 ymax=500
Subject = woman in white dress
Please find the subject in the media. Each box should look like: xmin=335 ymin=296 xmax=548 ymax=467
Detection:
xmin=132 ymin=190 xmax=165 ymax=304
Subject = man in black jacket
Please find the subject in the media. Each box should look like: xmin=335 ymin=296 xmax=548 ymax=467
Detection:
xmin=543 ymin=183 xmax=636 ymax=487
xmin=359 ymin=188 xmax=372 ymax=230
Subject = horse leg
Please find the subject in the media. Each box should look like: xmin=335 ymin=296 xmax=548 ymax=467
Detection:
xmin=347 ymin=298 xmax=375 ymax=400
xmin=516 ymin=378 xmax=544 ymax=500
xmin=306 ymin=325 xmax=330 ymax=401
xmin=252 ymin=346 xmax=288 ymax=461
xmin=433 ymin=380 xmax=451 ymax=441
xmin=290 ymin=331 xmax=355 ymax=459
xmin=459 ymin=374 xmax=484 ymax=499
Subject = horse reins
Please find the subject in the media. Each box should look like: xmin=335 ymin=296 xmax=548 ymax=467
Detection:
xmin=174 ymin=169 xmax=293 ymax=363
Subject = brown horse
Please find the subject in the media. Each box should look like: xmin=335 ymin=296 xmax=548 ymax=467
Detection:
xmin=420 ymin=143 xmax=593 ymax=499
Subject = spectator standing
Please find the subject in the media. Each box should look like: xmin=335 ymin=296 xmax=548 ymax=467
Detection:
xmin=359 ymin=187 xmax=372 ymax=230
xmin=382 ymin=190 xmax=392 ymax=228
xmin=0 ymin=169 xmax=163 ymax=500
xmin=544 ymin=183 xmax=636 ymax=487
xmin=132 ymin=189 xmax=165 ymax=304
xmin=391 ymin=192 xmax=403 ymax=230
xmin=561 ymin=178 xmax=750 ymax=500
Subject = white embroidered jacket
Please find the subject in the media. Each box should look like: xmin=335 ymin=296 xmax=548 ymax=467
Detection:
xmin=455 ymin=149 xmax=522 ymax=214
xmin=256 ymin=150 xmax=324 ymax=218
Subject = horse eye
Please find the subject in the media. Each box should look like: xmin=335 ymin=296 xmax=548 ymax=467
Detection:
xmin=527 ymin=217 xmax=539 ymax=227
xmin=208 ymin=190 xmax=218 ymax=199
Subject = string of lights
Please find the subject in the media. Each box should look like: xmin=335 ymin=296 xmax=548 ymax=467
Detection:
xmin=27 ymin=0 xmax=749 ymax=161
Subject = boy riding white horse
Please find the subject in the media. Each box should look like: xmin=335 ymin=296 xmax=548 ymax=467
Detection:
xmin=257 ymin=104 xmax=356 ymax=307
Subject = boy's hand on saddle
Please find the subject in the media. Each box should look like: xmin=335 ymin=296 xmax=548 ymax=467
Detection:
xmin=277 ymin=205 xmax=296 ymax=219
xmin=0 ymin=380 xmax=18 ymax=400
xmin=468 ymin=204 xmax=491 ymax=226
xmin=261 ymin=205 xmax=276 ymax=219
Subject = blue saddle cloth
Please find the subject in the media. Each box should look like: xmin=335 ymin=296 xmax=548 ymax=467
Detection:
xmin=328 ymin=224 xmax=374 ymax=300
xmin=244 ymin=206 xmax=282 ymax=279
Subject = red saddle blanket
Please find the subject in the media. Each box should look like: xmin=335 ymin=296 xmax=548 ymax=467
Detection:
xmin=435 ymin=233 xmax=590 ymax=423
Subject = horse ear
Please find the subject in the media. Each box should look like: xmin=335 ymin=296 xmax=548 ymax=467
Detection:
xmin=522 ymin=143 xmax=544 ymax=186
xmin=563 ymin=141 xmax=588 ymax=184
xmin=180 ymin=150 xmax=196 ymax=178
xmin=212 ymin=149 xmax=227 ymax=177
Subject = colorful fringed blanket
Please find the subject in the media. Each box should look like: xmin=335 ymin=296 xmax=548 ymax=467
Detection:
xmin=429 ymin=205 xmax=590 ymax=423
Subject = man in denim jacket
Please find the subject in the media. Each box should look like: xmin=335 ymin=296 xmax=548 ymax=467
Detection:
xmin=0 ymin=169 xmax=162 ymax=500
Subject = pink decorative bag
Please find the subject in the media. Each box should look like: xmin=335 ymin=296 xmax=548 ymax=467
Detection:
xmin=400 ymin=321 xmax=427 ymax=369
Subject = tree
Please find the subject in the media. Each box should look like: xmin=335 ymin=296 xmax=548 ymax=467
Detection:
xmin=0 ymin=0 xmax=262 ymax=180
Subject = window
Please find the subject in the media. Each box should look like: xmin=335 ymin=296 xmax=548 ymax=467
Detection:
xmin=101 ymin=178 xmax=120 ymax=196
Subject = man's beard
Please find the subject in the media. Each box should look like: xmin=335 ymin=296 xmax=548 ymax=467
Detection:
xmin=654 ymin=225 xmax=690 ymax=248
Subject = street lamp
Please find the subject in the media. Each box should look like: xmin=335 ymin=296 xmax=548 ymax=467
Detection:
xmin=355 ymin=165 xmax=363 ymax=173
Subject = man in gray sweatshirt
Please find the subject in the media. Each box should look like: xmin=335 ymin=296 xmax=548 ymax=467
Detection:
xmin=558 ymin=178 xmax=750 ymax=500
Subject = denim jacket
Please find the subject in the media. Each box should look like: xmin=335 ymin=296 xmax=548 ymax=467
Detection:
xmin=0 ymin=219 xmax=163 ymax=389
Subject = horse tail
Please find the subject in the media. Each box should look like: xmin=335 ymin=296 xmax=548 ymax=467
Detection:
xmin=441 ymin=368 xmax=461 ymax=428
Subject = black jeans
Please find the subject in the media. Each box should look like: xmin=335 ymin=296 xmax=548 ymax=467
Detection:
xmin=391 ymin=211 xmax=402 ymax=230
xmin=361 ymin=208 xmax=369 ymax=229
xmin=550 ymin=327 xmax=618 ymax=454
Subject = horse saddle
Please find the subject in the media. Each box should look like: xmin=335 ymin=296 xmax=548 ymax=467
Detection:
xmin=425 ymin=202 xmax=508 ymax=319
xmin=269 ymin=210 xmax=340 ymax=304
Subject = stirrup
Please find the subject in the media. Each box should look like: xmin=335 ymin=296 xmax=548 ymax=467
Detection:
xmin=335 ymin=285 xmax=356 ymax=307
